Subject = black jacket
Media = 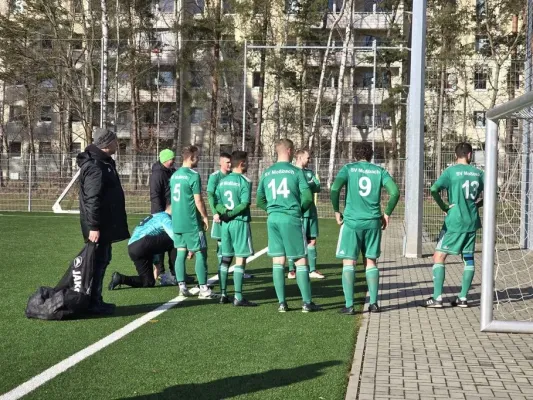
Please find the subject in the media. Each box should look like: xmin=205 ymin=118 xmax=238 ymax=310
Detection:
xmin=150 ymin=161 xmax=174 ymax=213
xmin=77 ymin=145 xmax=130 ymax=244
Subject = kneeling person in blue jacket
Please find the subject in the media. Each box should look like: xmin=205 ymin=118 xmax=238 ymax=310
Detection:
xmin=109 ymin=204 xmax=176 ymax=289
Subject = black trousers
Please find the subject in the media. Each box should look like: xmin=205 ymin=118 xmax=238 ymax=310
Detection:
xmin=91 ymin=242 xmax=112 ymax=305
xmin=125 ymin=234 xmax=176 ymax=288
xmin=156 ymin=250 xmax=176 ymax=276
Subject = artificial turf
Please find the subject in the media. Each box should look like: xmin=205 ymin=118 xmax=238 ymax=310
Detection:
xmin=0 ymin=213 xmax=366 ymax=400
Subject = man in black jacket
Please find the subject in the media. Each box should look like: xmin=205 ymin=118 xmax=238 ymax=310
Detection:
xmin=149 ymin=149 xmax=176 ymax=283
xmin=77 ymin=128 xmax=129 ymax=315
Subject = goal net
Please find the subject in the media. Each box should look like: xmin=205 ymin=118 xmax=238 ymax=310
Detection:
xmin=481 ymin=91 xmax=533 ymax=333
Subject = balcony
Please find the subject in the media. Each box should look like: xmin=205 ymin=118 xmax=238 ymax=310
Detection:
xmin=304 ymin=48 xmax=402 ymax=68
xmin=323 ymin=12 xmax=393 ymax=30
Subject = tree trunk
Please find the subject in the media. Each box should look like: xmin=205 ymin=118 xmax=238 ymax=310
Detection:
xmin=327 ymin=0 xmax=353 ymax=188
xmin=210 ymin=12 xmax=221 ymax=158
xmin=253 ymin=9 xmax=270 ymax=159
xmin=113 ymin=0 xmax=120 ymax=134
xmin=308 ymin=1 xmax=348 ymax=151
xmin=0 ymin=80 xmax=5 ymax=187
xmin=174 ymin=0 xmax=184 ymax=151
xmin=100 ymin=0 xmax=109 ymax=129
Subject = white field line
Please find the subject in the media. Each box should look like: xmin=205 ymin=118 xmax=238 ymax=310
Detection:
xmin=0 ymin=247 xmax=268 ymax=400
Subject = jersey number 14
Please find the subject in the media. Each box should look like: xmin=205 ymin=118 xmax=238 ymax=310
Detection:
xmin=268 ymin=178 xmax=290 ymax=199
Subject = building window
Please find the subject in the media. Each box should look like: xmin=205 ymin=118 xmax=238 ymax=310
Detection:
xmin=155 ymin=0 xmax=174 ymax=13
xmin=220 ymin=144 xmax=232 ymax=154
xmin=252 ymin=107 xmax=259 ymax=124
xmin=192 ymin=0 xmax=204 ymax=14
xmin=10 ymin=0 xmax=25 ymax=14
xmin=9 ymin=142 xmax=22 ymax=157
xmin=364 ymin=35 xmax=380 ymax=47
xmin=39 ymin=142 xmax=52 ymax=154
xmin=252 ymin=72 xmax=261 ymax=88
xmin=474 ymin=68 xmax=488 ymax=90
xmin=362 ymin=72 xmax=373 ymax=88
xmin=72 ymin=0 xmax=83 ymax=14
xmin=476 ymin=0 xmax=486 ymax=20
xmin=474 ymin=111 xmax=486 ymax=128
xmin=362 ymin=110 xmax=372 ymax=126
xmin=328 ymin=0 xmax=343 ymax=13
xmin=475 ymin=35 xmax=489 ymax=53
xmin=286 ymin=0 xmax=300 ymax=14
xmin=72 ymin=33 xmax=83 ymax=50
xmin=191 ymin=107 xmax=203 ymax=124
xmin=446 ymin=73 xmax=457 ymax=90
xmin=71 ymin=109 xmax=82 ymax=122
xmin=507 ymin=71 xmax=520 ymax=90
xmin=160 ymin=104 xmax=173 ymax=123
xmin=223 ymin=0 xmax=233 ymax=14
xmin=158 ymin=71 xmax=174 ymax=87
xmin=220 ymin=109 xmax=230 ymax=125
xmin=191 ymin=70 xmax=203 ymax=88
xmin=8 ymin=105 xmax=23 ymax=122
xmin=40 ymin=106 xmax=53 ymax=122
xmin=70 ymin=142 xmax=81 ymax=155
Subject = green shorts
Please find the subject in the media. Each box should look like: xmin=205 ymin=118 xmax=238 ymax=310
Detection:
xmin=303 ymin=216 xmax=319 ymax=239
xmin=221 ymin=220 xmax=254 ymax=258
xmin=267 ymin=214 xmax=307 ymax=260
xmin=173 ymin=230 xmax=207 ymax=253
xmin=211 ymin=221 xmax=222 ymax=240
xmin=336 ymin=225 xmax=382 ymax=260
xmin=436 ymin=229 xmax=476 ymax=255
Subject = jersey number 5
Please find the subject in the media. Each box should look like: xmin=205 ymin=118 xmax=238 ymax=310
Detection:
xmin=172 ymin=183 xmax=181 ymax=202
xmin=462 ymin=180 xmax=479 ymax=200
xmin=267 ymin=177 xmax=290 ymax=199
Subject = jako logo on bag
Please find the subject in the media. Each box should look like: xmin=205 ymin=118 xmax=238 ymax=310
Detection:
xmin=74 ymin=256 xmax=83 ymax=269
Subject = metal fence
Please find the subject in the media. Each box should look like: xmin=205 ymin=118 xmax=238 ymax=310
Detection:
xmin=0 ymin=152 xmax=490 ymax=243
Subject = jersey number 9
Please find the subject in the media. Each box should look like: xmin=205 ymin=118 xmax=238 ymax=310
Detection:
xmin=358 ymin=177 xmax=372 ymax=197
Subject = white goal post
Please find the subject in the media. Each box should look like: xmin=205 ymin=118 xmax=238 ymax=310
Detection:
xmin=481 ymin=90 xmax=533 ymax=333
xmin=52 ymin=170 xmax=81 ymax=214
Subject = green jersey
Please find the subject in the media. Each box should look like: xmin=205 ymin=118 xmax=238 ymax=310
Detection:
xmin=215 ymin=172 xmax=252 ymax=222
xmin=207 ymin=170 xmax=227 ymax=214
xmin=170 ymin=167 xmax=202 ymax=233
xmin=257 ymin=161 xmax=310 ymax=218
xmin=302 ymin=168 xmax=321 ymax=218
xmin=432 ymin=164 xmax=484 ymax=233
xmin=335 ymin=161 xmax=393 ymax=226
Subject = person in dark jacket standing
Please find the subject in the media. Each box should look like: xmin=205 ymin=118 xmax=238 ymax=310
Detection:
xmin=77 ymin=128 xmax=129 ymax=315
xmin=150 ymin=149 xmax=175 ymax=213
xmin=149 ymin=149 xmax=177 ymax=283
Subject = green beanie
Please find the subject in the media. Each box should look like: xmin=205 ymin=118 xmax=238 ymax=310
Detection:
xmin=159 ymin=149 xmax=175 ymax=164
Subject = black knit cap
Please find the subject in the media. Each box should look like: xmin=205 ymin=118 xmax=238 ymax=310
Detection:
xmin=93 ymin=128 xmax=117 ymax=149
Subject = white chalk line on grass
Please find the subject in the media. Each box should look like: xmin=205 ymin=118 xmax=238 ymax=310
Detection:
xmin=0 ymin=247 xmax=268 ymax=400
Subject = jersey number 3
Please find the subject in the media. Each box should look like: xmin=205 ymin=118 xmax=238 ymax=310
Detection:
xmin=172 ymin=183 xmax=181 ymax=202
xmin=224 ymin=190 xmax=235 ymax=210
xmin=267 ymin=178 xmax=290 ymax=199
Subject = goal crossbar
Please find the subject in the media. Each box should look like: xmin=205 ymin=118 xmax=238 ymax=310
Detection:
xmin=482 ymin=90 xmax=533 ymax=333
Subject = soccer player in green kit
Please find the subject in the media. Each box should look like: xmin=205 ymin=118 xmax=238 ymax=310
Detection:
xmin=287 ymin=149 xmax=325 ymax=280
xmin=207 ymin=152 xmax=232 ymax=266
xmin=330 ymin=143 xmax=400 ymax=315
xmin=424 ymin=142 xmax=484 ymax=308
xmin=214 ymin=151 xmax=256 ymax=307
xmin=256 ymin=138 xmax=319 ymax=313
xmin=170 ymin=145 xmax=216 ymax=299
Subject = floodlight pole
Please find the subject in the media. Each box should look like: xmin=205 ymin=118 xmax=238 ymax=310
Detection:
xmin=403 ymin=0 xmax=427 ymax=258
xmin=372 ymin=39 xmax=377 ymax=161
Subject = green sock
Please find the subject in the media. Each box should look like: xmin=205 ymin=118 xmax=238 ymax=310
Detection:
xmin=219 ymin=264 xmax=229 ymax=296
xmin=365 ymin=267 xmax=379 ymax=305
xmin=342 ymin=265 xmax=355 ymax=308
xmin=296 ymin=265 xmax=312 ymax=303
xmin=308 ymin=246 xmax=317 ymax=272
xmin=288 ymin=259 xmax=295 ymax=272
xmin=175 ymin=250 xmax=187 ymax=282
xmin=216 ymin=241 xmax=222 ymax=266
xmin=233 ymin=265 xmax=244 ymax=301
xmin=432 ymin=263 xmax=445 ymax=301
xmin=195 ymin=251 xmax=208 ymax=285
xmin=459 ymin=257 xmax=475 ymax=300
xmin=273 ymin=264 xmax=285 ymax=303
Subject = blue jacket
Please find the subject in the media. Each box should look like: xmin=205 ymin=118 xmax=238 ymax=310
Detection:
xmin=128 ymin=212 xmax=173 ymax=245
